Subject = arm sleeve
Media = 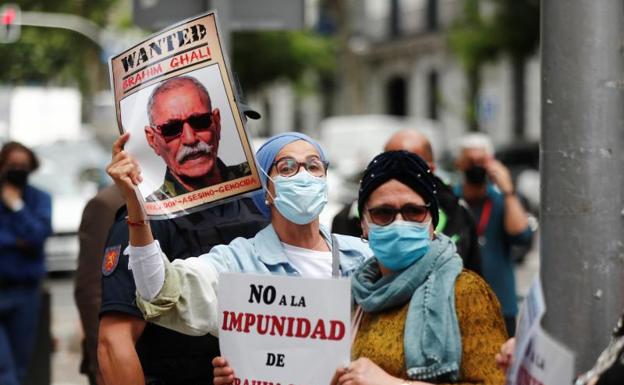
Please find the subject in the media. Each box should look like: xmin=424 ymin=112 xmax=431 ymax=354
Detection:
xmin=507 ymin=225 xmax=533 ymax=246
xmin=135 ymin=255 xmax=221 ymax=337
xmin=10 ymin=191 xmax=53 ymax=246
xmin=0 ymin=228 xmax=16 ymax=248
xmin=438 ymin=272 xmax=508 ymax=385
xmin=127 ymin=241 xmax=166 ymax=301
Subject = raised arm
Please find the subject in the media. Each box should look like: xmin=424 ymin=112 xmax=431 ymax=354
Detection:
xmin=106 ymin=133 xmax=154 ymax=247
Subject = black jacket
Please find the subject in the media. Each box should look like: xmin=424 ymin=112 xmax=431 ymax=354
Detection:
xmin=100 ymin=198 xmax=268 ymax=385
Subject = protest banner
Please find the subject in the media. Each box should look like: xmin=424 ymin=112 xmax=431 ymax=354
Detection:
xmin=507 ymin=277 xmax=546 ymax=384
xmin=507 ymin=277 xmax=575 ymax=385
xmin=516 ymin=328 xmax=575 ymax=385
xmin=218 ymin=273 xmax=351 ymax=385
xmin=109 ymin=11 xmax=261 ymax=218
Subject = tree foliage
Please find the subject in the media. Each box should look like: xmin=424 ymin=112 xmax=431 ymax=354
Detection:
xmin=449 ymin=0 xmax=539 ymax=70
xmin=448 ymin=0 xmax=539 ymax=131
xmin=0 ymin=0 xmax=118 ymax=94
xmin=231 ymin=31 xmax=336 ymax=93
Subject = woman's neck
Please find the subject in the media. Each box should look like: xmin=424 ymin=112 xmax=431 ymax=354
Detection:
xmin=272 ymin=213 xmax=328 ymax=251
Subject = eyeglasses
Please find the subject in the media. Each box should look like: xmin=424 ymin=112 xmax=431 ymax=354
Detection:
xmin=367 ymin=203 xmax=431 ymax=226
xmin=153 ymin=112 xmax=213 ymax=142
xmin=271 ymin=156 xmax=329 ymax=178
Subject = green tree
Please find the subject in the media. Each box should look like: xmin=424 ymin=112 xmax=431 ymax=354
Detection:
xmin=449 ymin=0 xmax=539 ymax=134
xmin=0 ymin=0 xmax=118 ymax=95
xmin=232 ymin=31 xmax=336 ymax=94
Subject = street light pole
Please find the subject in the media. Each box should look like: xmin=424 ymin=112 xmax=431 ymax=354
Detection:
xmin=20 ymin=11 xmax=102 ymax=47
xmin=541 ymin=0 xmax=624 ymax=372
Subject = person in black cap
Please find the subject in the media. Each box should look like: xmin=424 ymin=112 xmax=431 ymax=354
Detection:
xmin=331 ymin=150 xmax=507 ymax=385
xmin=332 ymin=130 xmax=482 ymax=276
xmin=384 ymin=129 xmax=482 ymax=275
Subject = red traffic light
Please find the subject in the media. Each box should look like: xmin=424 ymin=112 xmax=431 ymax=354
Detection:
xmin=2 ymin=7 xmax=16 ymax=25
xmin=0 ymin=4 xmax=20 ymax=43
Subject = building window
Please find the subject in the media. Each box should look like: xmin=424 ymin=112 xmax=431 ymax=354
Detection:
xmin=426 ymin=0 xmax=438 ymax=32
xmin=387 ymin=76 xmax=407 ymax=116
xmin=427 ymin=70 xmax=439 ymax=120
xmin=389 ymin=0 xmax=400 ymax=37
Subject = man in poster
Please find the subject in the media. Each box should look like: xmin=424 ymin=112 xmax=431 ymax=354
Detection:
xmin=144 ymin=76 xmax=251 ymax=201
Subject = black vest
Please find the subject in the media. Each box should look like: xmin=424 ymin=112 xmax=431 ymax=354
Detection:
xmin=137 ymin=198 xmax=268 ymax=385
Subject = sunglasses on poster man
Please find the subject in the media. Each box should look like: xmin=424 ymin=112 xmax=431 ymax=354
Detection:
xmin=153 ymin=112 xmax=214 ymax=142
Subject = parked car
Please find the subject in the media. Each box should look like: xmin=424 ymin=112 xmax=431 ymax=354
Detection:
xmin=30 ymin=138 xmax=110 ymax=272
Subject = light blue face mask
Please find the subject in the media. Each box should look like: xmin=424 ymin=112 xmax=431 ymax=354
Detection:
xmin=367 ymin=220 xmax=432 ymax=271
xmin=267 ymin=170 xmax=328 ymax=225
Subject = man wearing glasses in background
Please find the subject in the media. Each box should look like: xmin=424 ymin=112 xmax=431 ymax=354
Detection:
xmin=144 ymin=76 xmax=250 ymax=201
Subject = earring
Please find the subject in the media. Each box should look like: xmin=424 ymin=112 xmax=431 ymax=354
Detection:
xmin=265 ymin=200 xmax=270 ymax=205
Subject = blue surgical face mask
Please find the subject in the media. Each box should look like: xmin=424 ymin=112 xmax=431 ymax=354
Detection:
xmin=268 ymin=170 xmax=328 ymax=225
xmin=367 ymin=220 xmax=432 ymax=271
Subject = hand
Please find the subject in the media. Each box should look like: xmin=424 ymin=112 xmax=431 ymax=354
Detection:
xmin=485 ymin=159 xmax=514 ymax=195
xmin=2 ymin=182 xmax=22 ymax=208
xmin=495 ymin=337 xmax=516 ymax=372
xmin=332 ymin=357 xmax=410 ymax=385
xmin=106 ymin=133 xmax=143 ymax=200
xmin=212 ymin=356 xmax=235 ymax=385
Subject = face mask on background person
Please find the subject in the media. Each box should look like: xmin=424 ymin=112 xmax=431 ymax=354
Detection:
xmin=4 ymin=168 xmax=29 ymax=188
xmin=268 ymin=170 xmax=328 ymax=225
xmin=464 ymin=165 xmax=487 ymax=185
xmin=367 ymin=220 xmax=431 ymax=271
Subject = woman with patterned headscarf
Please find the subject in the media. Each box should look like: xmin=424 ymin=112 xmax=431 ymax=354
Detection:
xmin=331 ymin=150 xmax=507 ymax=385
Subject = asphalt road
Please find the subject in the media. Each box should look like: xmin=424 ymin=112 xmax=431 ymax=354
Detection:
xmin=45 ymin=273 xmax=88 ymax=385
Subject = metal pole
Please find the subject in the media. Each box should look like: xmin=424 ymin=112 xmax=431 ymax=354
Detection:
xmin=20 ymin=11 xmax=102 ymax=47
xmin=541 ymin=0 xmax=624 ymax=372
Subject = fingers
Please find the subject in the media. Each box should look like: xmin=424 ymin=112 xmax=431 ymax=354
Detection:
xmin=213 ymin=365 xmax=234 ymax=377
xmin=107 ymin=147 xmax=143 ymax=187
xmin=112 ymin=132 xmax=130 ymax=157
xmin=495 ymin=352 xmax=508 ymax=370
xmin=109 ymin=159 xmax=141 ymax=184
xmin=330 ymin=367 xmax=347 ymax=385
xmin=212 ymin=356 xmax=228 ymax=368
xmin=212 ymin=357 xmax=235 ymax=385
xmin=213 ymin=373 xmax=235 ymax=385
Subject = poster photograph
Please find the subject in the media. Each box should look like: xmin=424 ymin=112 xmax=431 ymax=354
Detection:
xmin=218 ymin=273 xmax=352 ymax=385
xmin=109 ymin=12 xmax=261 ymax=218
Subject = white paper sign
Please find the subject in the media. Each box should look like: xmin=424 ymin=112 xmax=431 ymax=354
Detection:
xmin=516 ymin=328 xmax=575 ymax=385
xmin=218 ymin=273 xmax=352 ymax=385
xmin=507 ymin=276 xmax=547 ymax=384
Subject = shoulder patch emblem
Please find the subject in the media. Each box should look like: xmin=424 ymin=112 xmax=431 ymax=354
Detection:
xmin=102 ymin=245 xmax=121 ymax=276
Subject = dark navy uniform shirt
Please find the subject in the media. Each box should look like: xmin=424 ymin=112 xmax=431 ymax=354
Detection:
xmin=100 ymin=198 xmax=268 ymax=385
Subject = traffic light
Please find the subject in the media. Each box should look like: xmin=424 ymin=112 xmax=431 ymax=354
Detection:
xmin=0 ymin=3 xmax=20 ymax=43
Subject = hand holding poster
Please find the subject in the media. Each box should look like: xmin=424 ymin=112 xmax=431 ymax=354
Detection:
xmin=218 ymin=273 xmax=352 ymax=385
xmin=109 ymin=12 xmax=261 ymax=218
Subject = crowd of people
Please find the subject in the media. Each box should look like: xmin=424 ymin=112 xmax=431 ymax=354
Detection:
xmin=0 ymin=79 xmax=618 ymax=385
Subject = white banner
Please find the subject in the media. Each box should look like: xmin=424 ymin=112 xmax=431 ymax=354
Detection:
xmin=516 ymin=328 xmax=575 ymax=385
xmin=218 ymin=273 xmax=351 ymax=385
xmin=507 ymin=277 xmax=575 ymax=385
xmin=507 ymin=276 xmax=546 ymax=384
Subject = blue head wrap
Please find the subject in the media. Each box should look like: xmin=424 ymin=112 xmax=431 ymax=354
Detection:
xmin=251 ymin=132 xmax=327 ymax=218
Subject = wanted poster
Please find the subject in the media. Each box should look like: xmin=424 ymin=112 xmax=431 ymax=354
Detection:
xmin=110 ymin=12 xmax=261 ymax=218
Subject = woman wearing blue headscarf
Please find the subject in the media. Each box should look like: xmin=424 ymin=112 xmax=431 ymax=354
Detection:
xmin=106 ymin=132 xmax=372 ymax=336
